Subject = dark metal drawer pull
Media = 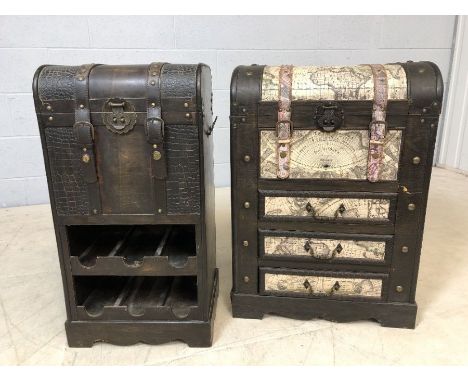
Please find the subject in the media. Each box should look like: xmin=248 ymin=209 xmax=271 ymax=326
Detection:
xmin=304 ymin=240 xmax=342 ymax=260
xmin=328 ymin=281 xmax=341 ymax=296
xmin=305 ymin=202 xmax=347 ymax=220
xmin=303 ymin=279 xmax=313 ymax=293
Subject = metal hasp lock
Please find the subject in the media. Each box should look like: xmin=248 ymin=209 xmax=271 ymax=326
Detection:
xmin=314 ymin=102 xmax=344 ymax=131
xmin=102 ymin=98 xmax=137 ymax=134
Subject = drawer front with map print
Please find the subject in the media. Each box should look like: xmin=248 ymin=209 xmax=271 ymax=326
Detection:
xmin=260 ymin=231 xmax=391 ymax=264
xmin=261 ymin=268 xmax=386 ymax=301
xmin=262 ymin=194 xmax=394 ymax=222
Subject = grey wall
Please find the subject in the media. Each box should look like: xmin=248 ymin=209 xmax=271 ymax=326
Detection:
xmin=0 ymin=15 xmax=456 ymax=207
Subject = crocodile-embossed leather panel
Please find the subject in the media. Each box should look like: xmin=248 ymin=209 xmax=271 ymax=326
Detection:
xmin=45 ymin=127 xmax=89 ymax=215
xmin=161 ymin=64 xmax=197 ymax=98
xmin=264 ymin=236 xmax=386 ymax=262
xmin=260 ymin=129 xmax=402 ymax=180
xmin=166 ymin=125 xmax=200 ymax=214
xmin=264 ymin=273 xmax=383 ymax=299
xmin=264 ymin=196 xmax=390 ymax=220
xmin=38 ymin=66 xmax=80 ymax=101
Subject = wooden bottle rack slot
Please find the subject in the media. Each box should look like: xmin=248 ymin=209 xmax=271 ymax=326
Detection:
xmin=68 ymin=225 xmax=198 ymax=276
xmin=74 ymin=275 xmax=199 ymax=320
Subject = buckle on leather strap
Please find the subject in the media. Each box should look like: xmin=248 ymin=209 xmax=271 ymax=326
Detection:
xmin=276 ymin=119 xmax=293 ymax=136
xmin=146 ymin=117 xmax=165 ymax=143
xmin=73 ymin=121 xmax=94 ymax=144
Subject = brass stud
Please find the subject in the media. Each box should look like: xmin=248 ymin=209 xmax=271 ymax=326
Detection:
xmin=46 ymin=105 xmax=52 ymax=111
xmin=82 ymin=153 xmax=90 ymax=163
xmin=92 ymin=209 xmax=98 ymax=214
xmin=243 ymin=201 xmax=250 ymax=209
xmin=79 ymin=104 xmax=84 ymax=109
xmin=158 ymin=208 xmax=162 ymax=213
xmin=243 ymin=240 xmax=249 ymax=247
xmin=153 ymin=144 xmax=158 ymax=149
xmin=420 ymin=118 xmax=425 ymax=123
xmin=120 ymin=117 xmax=125 ymax=123
xmin=412 ymin=156 xmax=421 ymax=165
xmin=241 ymin=117 xmax=246 ymax=122
xmin=151 ymin=102 xmax=156 ymax=107
xmin=396 ymin=285 xmax=404 ymax=293
xmin=113 ymin=117 xmax=117 ymax=123
xmin=242 ymin=108 xmax=247 ymax=113
xmin=422 ymin=108 xmax=427 ymax=113
xmin=430 ymin=123 xmax=436 ymax=128
xmin=408 ymin=203 xmax=416 ymax=211
xmin=82 ymin=147 xmax=87 ymax=152
xmin=243 ymin=155 xmax=251 ymax=162
xmin=243 ymin=276 xmax=250 ymax=283
xmin=184 ymin=102 xmax=189 ymax=108
xmin=150 ymin=80 xmax=156 ymax=86
xmin=402 ymin=246 xmax=409 ymax=253
xmin=153 ymin=151 xmax=162 ymax=161
xmin=434 ymin=102 xmax=438 ymax=106
xmin=185 ymin=113 xmax=191 ymax=119
xmin=48 ymin=116 xmax=53 ymax=121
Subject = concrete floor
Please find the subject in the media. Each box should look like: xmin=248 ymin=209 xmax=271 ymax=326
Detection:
xmin=0 ymin=167 xmax=467 ymax=365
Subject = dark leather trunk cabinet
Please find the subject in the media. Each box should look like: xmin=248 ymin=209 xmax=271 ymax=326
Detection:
xmin=230 ymin=62 xmax=443 ymax=328
xmin=33 ymin=63 xmax=218 ymax=347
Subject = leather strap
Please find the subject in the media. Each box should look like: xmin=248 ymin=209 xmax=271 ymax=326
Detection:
xmin=74 ymin=63 xmax=101 ymax=215
xmin=146 ymin=62 xmax=167 ymax=213
xmin=276 ymin=65 xmax=293 ymax=179
xmin=367 ymin=64 xmax=388 ymax=183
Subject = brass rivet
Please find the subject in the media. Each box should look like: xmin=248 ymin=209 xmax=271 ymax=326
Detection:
xmin=185 ymin=113 xmax=191 ymax=119
xmin=402 ymin=246 xmax=409 ymax=253
xmin=241 ymin=117 xmax=246 ymax=122
xmin=434 ymin=102 xmax=438 ymax=106
xmin=243 ymin=240 xmax=249 ymax=247
xmin=184 ymin=102 xmax=189 ymax=108
xmin=82 ymin=153 xmax=90 ymax=163
xmin=48 ymin=116 xmax=53 ymax=121
xmin=158 ymin=208 xmax=162 ymax=213
xmin=396 ymin=286 xmax=404 ymax=293
xmin=244 ymin=155 xmax=251 ymax=162
xmin=430 ymin=123 xmax=435 ymax=128
xmin=408 ymin=203 xmax=416 ymax=211
xmin=153 ymin=151 xmax=162 ymax=161
xmin=244 ymin=201 xmax=250 ymax=209
xmin=120 ymin=117 xmax=125 ymax=123
xmin=412 ymin=156 xmax=421 ymax=165
xmin=153 ymin=144 xmax=158 ymax=149
xmin=243 ymin=276 xmax=250 ymax=283
xmin=79 ymin=104 xmax=84 ymax=109
xmin=150 ymin=80 xmax=156 ymax=86
xmin=92 ymin=209 xmax=98 ymax=214
xmin=151 ymin=102 xmax=156 ymax=107
xmin=46 ymin=105 xmax=52 ymax=111
xmin=422 ymin=108 xmax=427 ymax=113
xmin=82 ymin=147 xmax=87 ymax=152
xmin=113 ymin=117 xmax=117 ymax=123
xmin=242 ymin=108 xmax=247 ymax=113
xmin=420 ymin=118 xmax=425 ymax=123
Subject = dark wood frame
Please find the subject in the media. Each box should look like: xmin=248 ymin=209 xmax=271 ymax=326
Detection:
xmin=33 ymin=63 xmax=218 ymax=347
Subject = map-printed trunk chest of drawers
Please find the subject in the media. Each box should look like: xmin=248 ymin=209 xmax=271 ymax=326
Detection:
xmin=33 ymin=63 xmax=218 ymax=347
xmin=230 ymin=62 xmax=443 ymax=328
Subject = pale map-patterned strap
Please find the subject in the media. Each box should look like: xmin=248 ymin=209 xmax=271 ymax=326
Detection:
xmin=367 ymin=64 xmax=389 ymax=182
xmin=276 ymin=65 xmax=293 ymax=179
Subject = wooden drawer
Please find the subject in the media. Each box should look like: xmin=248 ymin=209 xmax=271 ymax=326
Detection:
xmin=260 ymin=191 xmax=396 ymax=223
xmin=260 ymin=268 xmax=387 ymax=301
xmin=260 ymin=230 xmax=392 ymax=265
